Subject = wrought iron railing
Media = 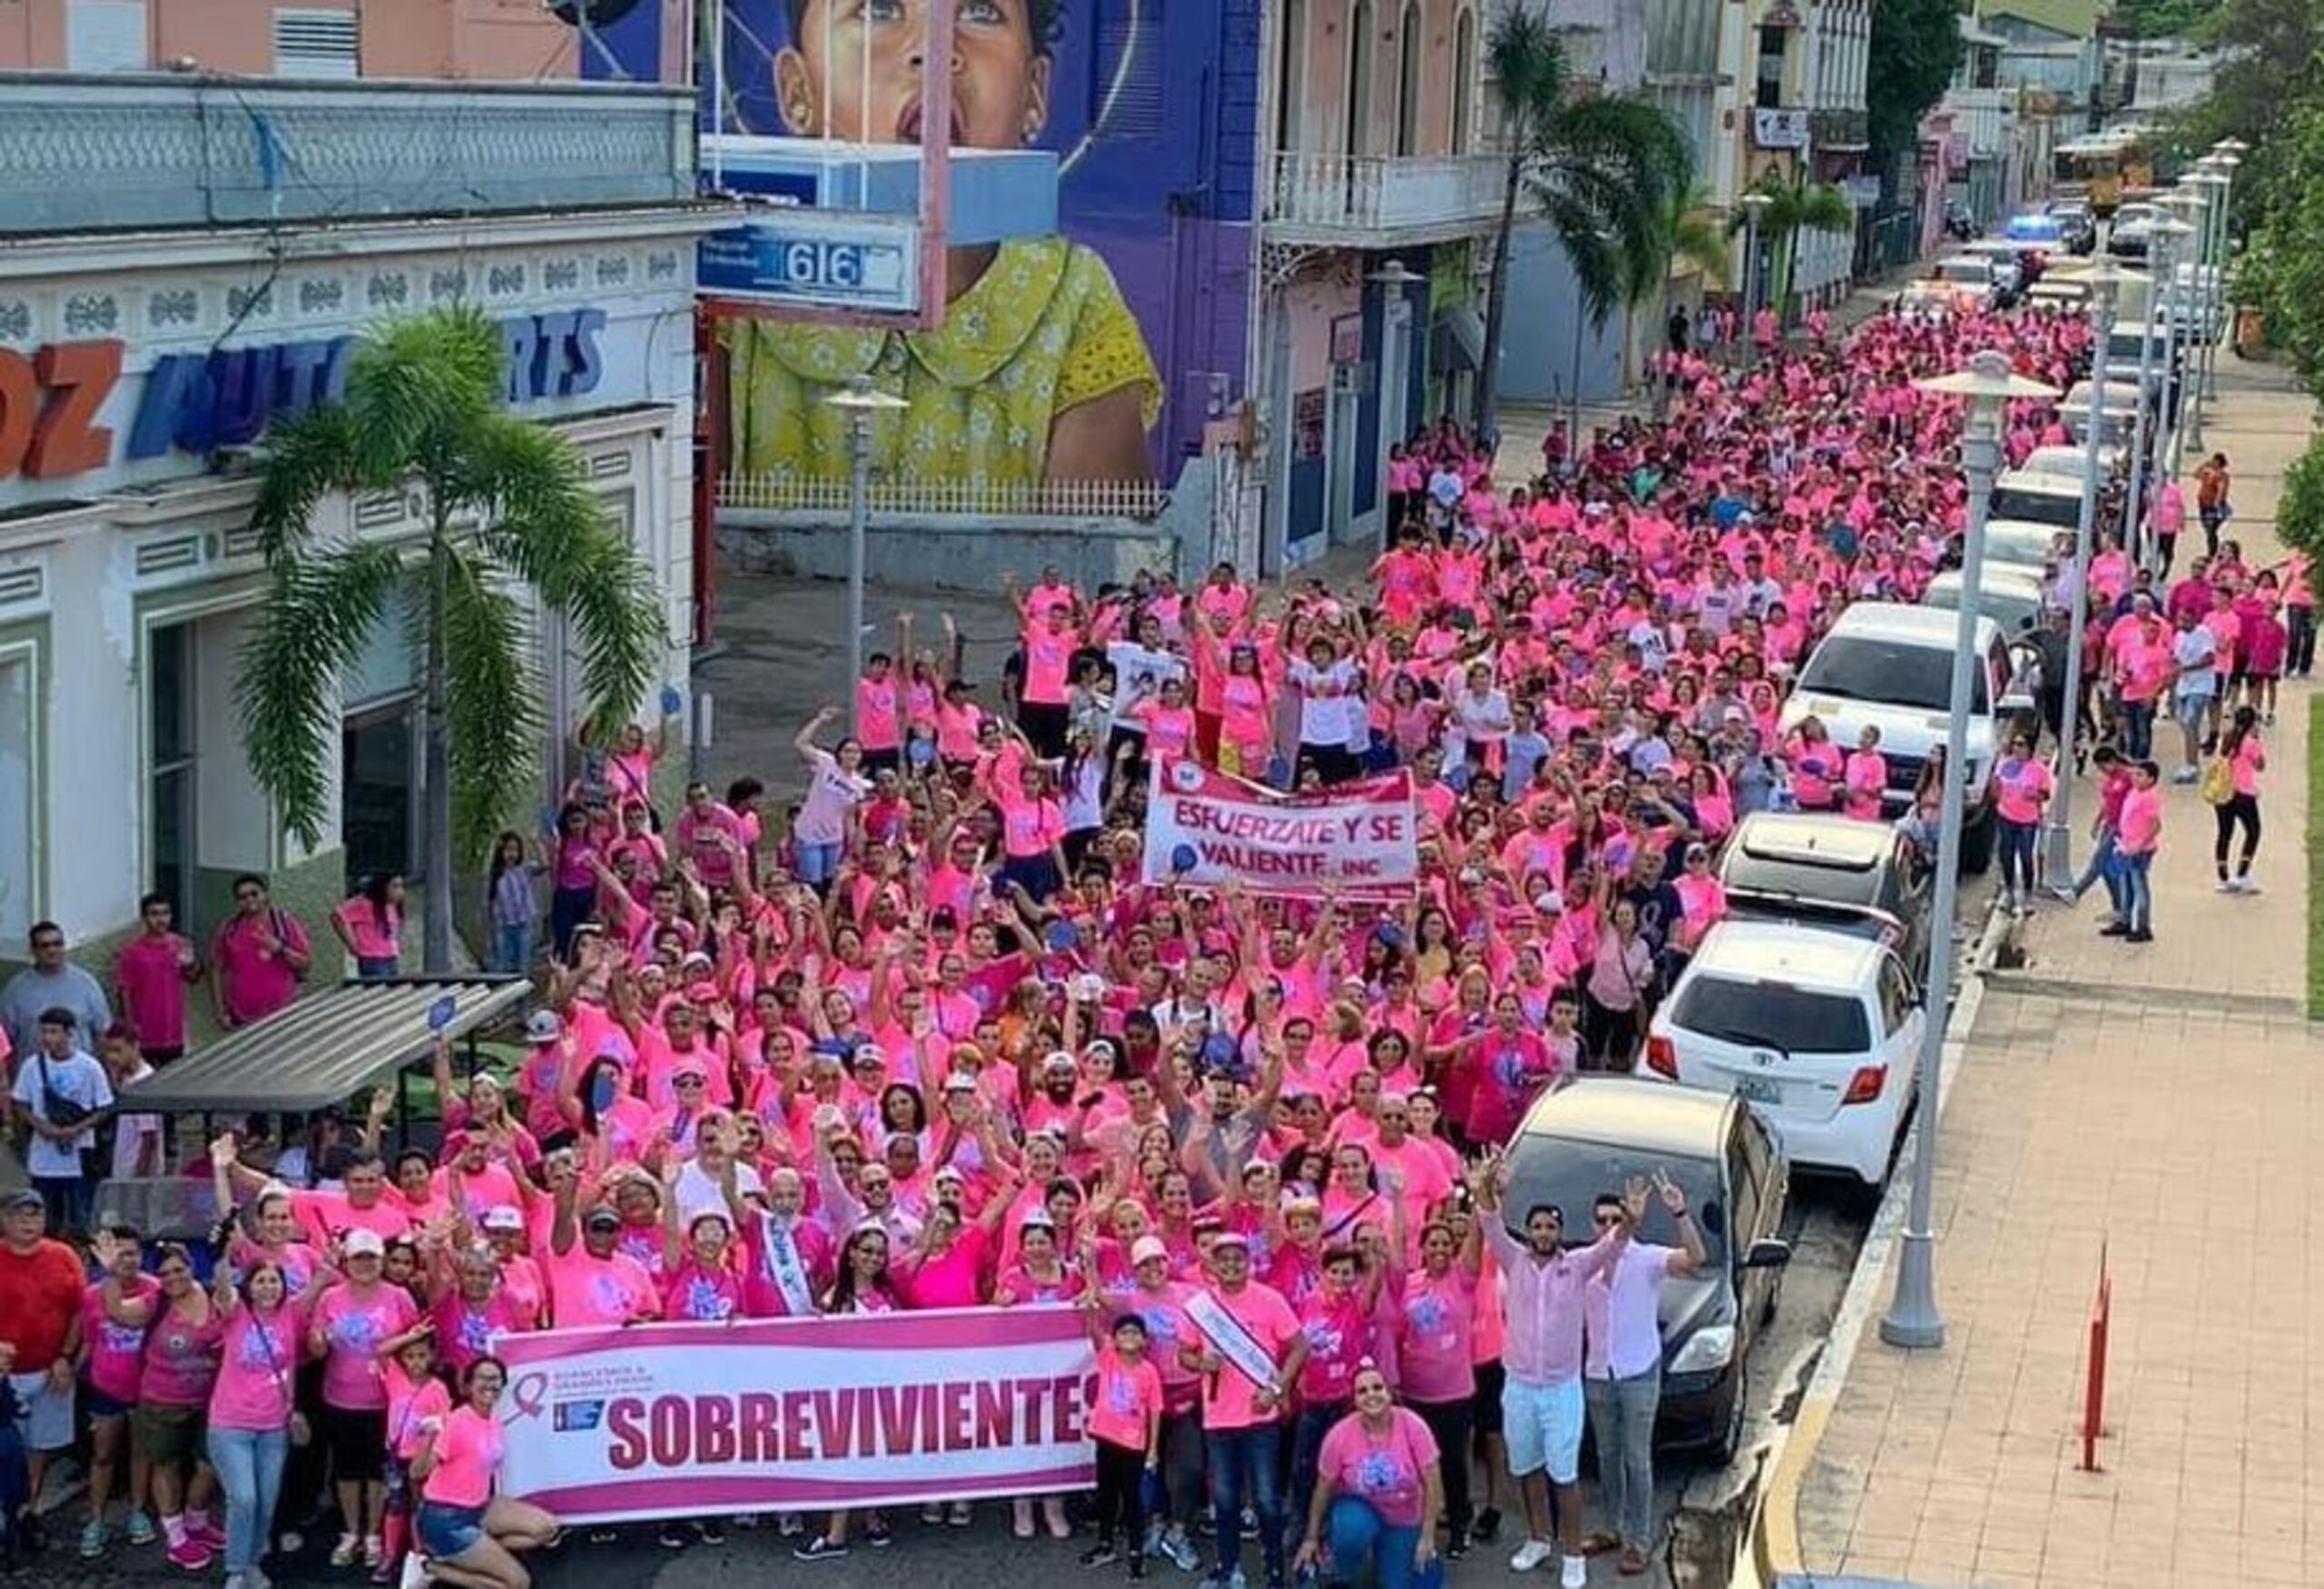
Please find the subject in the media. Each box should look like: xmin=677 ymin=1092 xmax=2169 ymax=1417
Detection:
xmin=719 ymin=472 xmax=1172 ymax=522
xmin=1265 ymin=152 xmax=1504 ymax=234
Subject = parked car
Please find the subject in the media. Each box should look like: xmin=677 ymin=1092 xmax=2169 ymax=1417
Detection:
xmin=1716 ymin=811 xmax=1935 ymax=974
xmin=2107 ymin=202 xmax=2157 ymax=258
xmin=1643 ymin=921 xmax=1925 ymax=1189
xmin=1502 ymin=1077 xmax=1792 ymax=1460
xmin=1924 ymin=564 xmax=2050 ymax=643
xmin=1990 ymin=469 xmax=2088 ymax=531
xmin=1979 ymin=516 xmax=2073 ymax=573
xmin=1777 ymin=602 xmax=2035 ymax=872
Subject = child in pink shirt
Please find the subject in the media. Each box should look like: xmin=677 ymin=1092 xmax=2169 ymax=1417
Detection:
xmin=1080 ymin=1308 xmax=1164 ymax=1570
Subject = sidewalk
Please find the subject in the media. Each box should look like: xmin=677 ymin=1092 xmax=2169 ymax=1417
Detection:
xmin=1768 ymin=353 xmax=2323 ymax=1589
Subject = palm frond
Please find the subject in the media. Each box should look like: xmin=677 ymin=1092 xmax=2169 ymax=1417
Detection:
xmin=1486 ymin=10 xmax=1571 ymax=143
xmin=438 ymin=545 xmax=544 ymax=863
xmin=466 ymin=415 xmax=667 ymax=740
xmin=343 ymin=306 xmax=504 ymax=479
xmin=235 ymin=542 xmax=407 ymax=848
xmin=249 ymin=404 xmax=364 ymax=563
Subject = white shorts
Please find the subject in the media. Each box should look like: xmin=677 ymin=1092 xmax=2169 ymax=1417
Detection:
xmin=1502 ymin=1375 xmax=1585 ymax=1484
xmin=7 ymin=1368 xmax=75 ymax=1453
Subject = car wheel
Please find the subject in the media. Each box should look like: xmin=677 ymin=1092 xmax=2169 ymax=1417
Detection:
xmin=1957 ymin=807 xmax=1996 ymax=875
xmin=1707 ymin=1365 xmax=1748 ymax=1466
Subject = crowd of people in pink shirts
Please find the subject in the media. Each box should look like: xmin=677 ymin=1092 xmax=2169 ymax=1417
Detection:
xmin=5 ymin=286 xmax=2308 ymax=1589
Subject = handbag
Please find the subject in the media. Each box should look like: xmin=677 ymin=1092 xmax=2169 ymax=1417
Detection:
xmin=36 ymin=1053 xmax=90 ymax=1130
xmin=2199 ymin=756 xmax=2234 ymax=806
xmin=251 ymin=1311 xmax=311 ymax=1446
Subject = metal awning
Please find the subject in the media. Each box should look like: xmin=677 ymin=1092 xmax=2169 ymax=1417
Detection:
xmin=121 ymin=976 xmax=532 ymax=1115
xmin=1432 ymin=305 xmax=1484 ymax=373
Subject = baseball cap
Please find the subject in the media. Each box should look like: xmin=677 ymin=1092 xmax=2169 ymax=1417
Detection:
xmin=584 ymin=1206 xmax=622 ymax=1231
xmin=342 ymin=1229 xmax=386 ymax=1258
xmin=1042 ymin=1050 xmax=1078 ymax=1075
xmin=482 ymin=1206 xmax=526 ymax=1232
xmin=1129 ymin=1236 xmax=1170 ymax=1266
xmin=1209 ymin=1229 xmax=1251 ymax=1251
xmin=0 ymin=1187 xmax=44 ymax=1214
xmin=524 ymin=1010 xmax=563 ymax=1044
xmin=942 ymin=1073 xmax=980 ymax=1094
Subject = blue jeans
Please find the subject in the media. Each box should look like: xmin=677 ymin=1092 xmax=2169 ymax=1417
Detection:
xmin=491 ymin=919 xmax=534 ymax=975
xmin=2073 ymin=829 xmax=2123 ymax=914
xmin=1204 ymin=1423 xmax=1285 ymax=1584
xmin=794 ymin=841 xmax=842 ymax=888
xmin=2122 ymin=850 xmax=2154 ymax=933
xmin=1324 ymin=1495 xmax=1423 ymax=1589
xmin=1998 ymin=818 xmax=2040 ymax=897
xmin=1583 ymin=1368 xmax=1661 ymax=1548
xmin=207 ymin=1425 xmax=288 ymax=1574
xmin=1288 ymin=1398 xmax=1350 ymax=1552
xmin=2118 ymin=698 xmax=2155 ymax=761
xmin=356 ymin=954 xmax=400 ymax=979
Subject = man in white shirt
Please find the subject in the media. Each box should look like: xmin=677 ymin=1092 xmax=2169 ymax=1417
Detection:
xmin=1581 ymin=1171 xmax=1707 ymax=1576
xmin=9 ymin=1007 xmax=115 ymax=1232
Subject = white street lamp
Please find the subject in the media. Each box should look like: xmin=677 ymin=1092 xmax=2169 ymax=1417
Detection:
xmin=2153 ymin=194 xmax=2202 ymax=478
xmin=824 ymin=375 xmax=911 ymax=735
xmin=1881 ymin=348 xmax=2060 ymax=1351
xmin=1740 ymin=192 xmax=1773 ymax=371
xmin=2042 ymin=257 xmax=2129 ymax=893
xmin=1368 ymin=259 xmax=1423 ymax=558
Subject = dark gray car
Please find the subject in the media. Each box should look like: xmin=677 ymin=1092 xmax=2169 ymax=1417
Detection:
xmin=1716 ymin=811 xmax=1933 ymax=981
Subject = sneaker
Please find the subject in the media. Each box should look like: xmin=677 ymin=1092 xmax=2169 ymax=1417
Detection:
xmin=275 ymin=1530 xmax=303 ymax=1555
xmin=778 ymin=1514 xmax=806 ymax=1538
xmin=1082 ymin=1543 xmax=1123 ymax=1568
xmin=330 ymin=1534 xmax=362 ymax=1568
xmin=2099 ymin=922 xmax=2130 ymax=937
xmin=1471 ymin=1507 xmax=1502 ymax=1544
xmin=2237 ymin=876 xmax=2260 ymax=893
xmin=2126 ymin=928 xmax=2153 ymax=943
xmin=922 ymin=1505 xmax=946 ymax=1525
xmin=399 ymin=1552 xmax=429 ymax=1589
xmin=18 ymin=1509 xmax=45 ymax=1555
xmin=251 ymin=1568 xmax=275 ymax=1589
xmin=1446 ymin=1533 xmax=1469 ymax=1562
xmin=1167 ymin=1531 xmax=1202 ymax=1572
xmin=1130 ymin=1554 xmax=1149 ymax=1580
xmin=1196 ymin=1572 xmax=1246 ymax=1589
xmin=950 ymin=1501 xmax=974 ymax=1527
xmin=167 ymin=1536 xmax=216 ymax=1572
xmin=192 ymin=1517 xmax=226 ymax=1553
xmin=2172 ymin=765 xmax=2200 ymax=784
xmin=864 ymin=1514 xmax=891 ymax=1548
xmin=696 ymin=1518 xmax=726 ymax=1546
xmin=363 ymin=1535 xmax=384 ymax=1569
xmin=2217 ymin=876 xmax=2239 ymax=893
xmin=80 ymin=1518 xmax=107 ymax=1559
xmin=126 ymin=1511 xmax=159 ymax=1547
xmin=1510 ymin=1538 xmax=1558 ymax=1574
xmin=1560 ymin=1555 xmax=1589 ymax=1589
xmin=793 ymin=1536 xmax=851 ymax=1563
xmin=658 ymin=1520 xmax=692 ymax=1550
xmin=2047 ymin=884 xmax=2079 ymax=905
xmin=226 ymin=1575 xmax=248 ymax=1589
xmin=1046 ymin=1499 xmax=1074 ymax=1540
xmin=369 ymin=1557 xmax=396 ymax=1584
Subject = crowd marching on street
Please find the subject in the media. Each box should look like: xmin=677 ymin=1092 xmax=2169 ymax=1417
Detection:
xmin=0 ymin=282 xmax=2305 ymax=1589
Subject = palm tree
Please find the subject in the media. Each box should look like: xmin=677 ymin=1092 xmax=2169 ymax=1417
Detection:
xmin=1737 ymin=170 xmax=1854 ymax=329
xmin=1474 ymin=9 xmax=1692 ymax=440
xmin=1620 ymin=180 xmax=1732 ymax=399
xmin=239 ymin=305 xmax=666 ymax=972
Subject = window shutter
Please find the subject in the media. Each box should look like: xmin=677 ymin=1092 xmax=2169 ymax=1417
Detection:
xmin=273 ymin=7 xmax=360 ymax=79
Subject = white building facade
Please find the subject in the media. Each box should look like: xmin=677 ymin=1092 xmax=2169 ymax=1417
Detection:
xmin=0 ymin=75 xmax=718 ymax=983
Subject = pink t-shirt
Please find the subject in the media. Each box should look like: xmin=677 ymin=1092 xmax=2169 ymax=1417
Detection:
xmin=896 ymin=1227 xmax=990 ymax=1309
xmin=290 ymin=1189 xmax=412 ymax=1252
xmin=1315 ymin=1406 xmax=1442 ymax=1529
xmin=387 ymin=1359 xmax=454 ymax=1459
xmin=432 ymin=1288 xmax=527 ymax=1374
xmin=1396 ymin=1266 xmax=1477 ymax=1404
xmin=1087 ymin=1346 xmax=1164 ymax=1452
xmin=209 ymin=1306 xmax=304 ymax=1432
xmin=1297 ymin=1290 xmax=1372 ymax=1404
xmin=115 ymin=934 xmax=193 ymax=1051
xmin=545 ymin=1247 xmax=658 ymax=1328
xmin=422 ymin=1405 xmax=505 ymax=1508
xmin=1992 ymin=755 xmax=2053 ymax=825
xmin=335 ymin=897 xmax=401 ymax=960
xmin=1189 ymin=1280 xmax=1301 ymax=1431
xmin=81 ymin=1277 xmax=160 ymax=1402
xmin=138 ymin=1302 xmax=222 ymax=1407
xmin=312 ymin=1282 xmax=419 ymax=1410
xmin=2117 ymin=785 xmax=2163 ymax=854
xmin=660 ymin=1260 xmax=744 ymax=1322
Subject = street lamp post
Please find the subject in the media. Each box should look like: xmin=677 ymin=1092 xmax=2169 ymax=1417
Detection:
xmin=824 ymin=375 xmax=911 ymax=735
xmin=2119 ymin=222 xmax=2184 ymax=573
xmin=2043 ymin=258 xmax=2127 ymax=893
xmin=2150 ymin=206 xmax=2196 ymax=487
xmin=1881 ymin=349 xmax=2061 ymax=1351
xmin=1368 ymin=260 xmax=1421 ymax=558
xmin=1740 ymin=192 xmax=1772 ymax=371
xmin=2198 ymin=153 xmax=2239 ymax=407
xmin=2176 ymin=175 xmax=2224 ymax=453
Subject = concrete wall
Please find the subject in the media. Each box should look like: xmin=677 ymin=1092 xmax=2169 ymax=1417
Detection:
xmin=717 ymin=514 xmax=1188 ymax=597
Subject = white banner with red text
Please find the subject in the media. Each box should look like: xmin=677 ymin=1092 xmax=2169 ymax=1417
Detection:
xmin=495 ymin=1308 xmax=1097 ymax=1521
xmin=1141 ymin=760 xmax=1419 ymax=898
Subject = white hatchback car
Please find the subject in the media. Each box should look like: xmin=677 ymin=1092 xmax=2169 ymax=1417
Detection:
xmin=1640 ymin=922 xmax=1924 ymax=1186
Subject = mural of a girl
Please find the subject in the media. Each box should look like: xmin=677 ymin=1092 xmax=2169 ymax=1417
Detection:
xmin=724 ymin=0 xmax=1162 ymax=489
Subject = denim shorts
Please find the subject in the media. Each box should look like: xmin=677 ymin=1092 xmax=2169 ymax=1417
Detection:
xmin=1502 ymin=1375 xmax=1585 ymax=1484
xmin=416 ymin=1501 xmax=488 ymax=1560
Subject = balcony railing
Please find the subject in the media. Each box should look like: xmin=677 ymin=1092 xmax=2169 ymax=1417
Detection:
xmin=0 ymin=73 xmax=695 ymax=236
xmin=1265 ymin=152 xmax=1506 ymax=242
xmin=720 ymin=472 xmax=1171 ymax=523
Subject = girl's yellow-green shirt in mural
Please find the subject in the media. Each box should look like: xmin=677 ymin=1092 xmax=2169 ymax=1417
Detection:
xmin=725 ymin=235 xmax=1162 ymax=489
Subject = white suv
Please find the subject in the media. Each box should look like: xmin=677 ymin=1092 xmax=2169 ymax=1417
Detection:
xmin=1778 ymin=602 xmax=2032 ymax=873
xmin=1641 ymin=921 xmax=1925 ymax=1186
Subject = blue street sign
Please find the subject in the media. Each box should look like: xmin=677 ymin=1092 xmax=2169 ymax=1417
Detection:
xmin=698 ymin=216 xmax=921 ymax=315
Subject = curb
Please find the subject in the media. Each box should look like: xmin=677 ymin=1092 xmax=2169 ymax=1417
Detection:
xmin=1745 ymin=893 xmax=2016 ymax=1585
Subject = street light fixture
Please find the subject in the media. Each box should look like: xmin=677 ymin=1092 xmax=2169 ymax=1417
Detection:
xmin=824 ymin=374 xmax=911 ymax=735
xmin=1739 ymin=191 xmax=1773 ymax=371
xmin=2153 ymin=194 xmax=2202 ymax=476
xmin=2176 ymin=173 xmax=2228 ymax=450
xmin=1367 ymin=260 xmax=1423 ymax=557
xmin=2198 ymin=153 xmax=2240 ymax=405
xmin=1881 ymin=348 xmax=2061 ymax=1352
xmin=2041 ymin=257 xmax=2129 ymax=894
xmin=2121 ymin=219 xmax=2191 ymax=572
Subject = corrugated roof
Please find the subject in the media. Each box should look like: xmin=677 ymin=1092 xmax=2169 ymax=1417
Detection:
xmin=122 ymin=977 xmax=532 ymax=1114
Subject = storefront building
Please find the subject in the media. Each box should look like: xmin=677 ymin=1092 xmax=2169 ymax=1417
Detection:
xmin=0 ymin=74 xmax=718 ymax=986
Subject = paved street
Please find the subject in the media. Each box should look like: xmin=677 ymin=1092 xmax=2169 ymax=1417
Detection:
xmin=1772 ymin=353 xmax=2321 ymax=1588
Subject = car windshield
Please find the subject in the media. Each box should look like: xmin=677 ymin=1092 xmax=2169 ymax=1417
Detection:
xmin=1798 ymin=636 xmax=1989 ymax=714
xmin=1723 ymin=849 xmax=1884 ymax=908
xmin=1502 ymin=1144 xmax=1729 ymax=1265
xmin=1673 ymin=975 xmax=1873 ymax=1055
xmin=1990 ymin=489 xmax=2081 ymax=527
